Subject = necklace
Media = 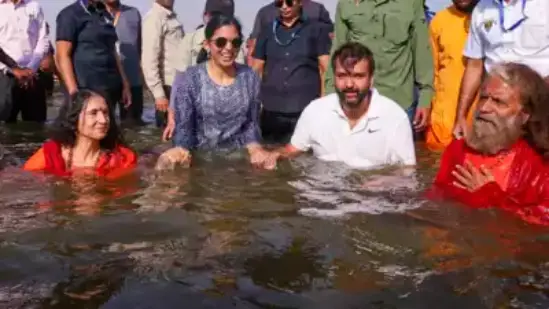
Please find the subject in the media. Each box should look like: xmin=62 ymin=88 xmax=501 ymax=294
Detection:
xmin=66 ymin=147 xmax=102 ymax=171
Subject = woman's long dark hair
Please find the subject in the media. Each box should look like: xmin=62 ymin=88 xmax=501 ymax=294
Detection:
xmin=49 ymin=90 xmax=125 ymax=151
xmin=196 ymin=14 xmax=243 ymax=64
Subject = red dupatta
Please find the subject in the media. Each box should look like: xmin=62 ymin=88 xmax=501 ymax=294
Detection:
xmin=42 ymin=140 xmax=137 ymax=179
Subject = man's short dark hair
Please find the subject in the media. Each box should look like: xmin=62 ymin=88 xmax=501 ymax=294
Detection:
xmin=331 ymin=42 xmax=375 ymax=75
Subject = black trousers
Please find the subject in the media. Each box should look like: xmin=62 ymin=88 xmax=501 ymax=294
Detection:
xmin=155 ymin=85 xmax=171 ymax=128
xmin=0 ymin=71 xmax=47 ymax=123
xmin=260 ymin=110 xmax=302 ymax=145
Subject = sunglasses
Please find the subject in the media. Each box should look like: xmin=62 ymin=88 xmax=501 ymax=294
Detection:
xmin=275 ymin=0 xmax=295 ymax=8
xmin=212 ymin=37 xmax=243 ymax=49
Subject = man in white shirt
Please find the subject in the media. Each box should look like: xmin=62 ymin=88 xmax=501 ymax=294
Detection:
xmin=0 ymin=0 xmax=48 ymax=122
xmin=453 ymin=0 xmax=549 ymax=137
xmin=264 ymin=42 xmax=416 ymax=170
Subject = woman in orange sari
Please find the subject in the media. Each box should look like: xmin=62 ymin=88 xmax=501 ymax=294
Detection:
xmin=24 ymin=90 xmax=136 ymax=179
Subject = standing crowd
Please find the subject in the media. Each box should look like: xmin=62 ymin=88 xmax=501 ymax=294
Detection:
xmin=2 ymin=0 xmax=549 ymax=225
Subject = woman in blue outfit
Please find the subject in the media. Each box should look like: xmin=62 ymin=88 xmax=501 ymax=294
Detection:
xmin=156 ymin=14 xmax=271 ymax=170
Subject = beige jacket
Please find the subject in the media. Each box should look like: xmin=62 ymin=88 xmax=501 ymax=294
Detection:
xmin=142 ymin=3 xmax=184 ymax=99
xmin=178 ymin=27 xmax=246 ymax=72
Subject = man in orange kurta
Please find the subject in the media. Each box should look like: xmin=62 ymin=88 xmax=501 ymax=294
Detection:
xmin=426 ymin=0 xmax=479 ymax=151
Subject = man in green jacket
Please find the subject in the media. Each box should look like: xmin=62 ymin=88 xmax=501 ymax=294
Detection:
xmin=325 ymin=0 xmax=434 ymax=132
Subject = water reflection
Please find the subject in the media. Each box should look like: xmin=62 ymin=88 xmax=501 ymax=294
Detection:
xmin=1 ymin=119 xmax=549 ymax=308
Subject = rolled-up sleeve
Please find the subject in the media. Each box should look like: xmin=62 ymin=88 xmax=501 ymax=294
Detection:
xmin=240 ymin=73 xmax=262 ymax=145
xmin=142 ymin=13 xmax=166 ymax=99
xmin=412 ymin=0 xmax=434 ymax=108
xmin=28 ymin=6 xmax=48 ymax=72
xmin=171 ymin=71 xmax=197 ymax=149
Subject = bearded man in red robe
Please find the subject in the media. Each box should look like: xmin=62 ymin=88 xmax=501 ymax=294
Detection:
xmin=428 ymin=62 xmax=549 ymax=226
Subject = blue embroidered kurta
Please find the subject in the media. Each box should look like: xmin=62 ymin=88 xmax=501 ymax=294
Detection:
xmin=169 ymin=63 xmax=262 ymax=150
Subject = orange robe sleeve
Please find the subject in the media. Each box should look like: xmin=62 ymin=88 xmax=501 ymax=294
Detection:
xmin=23 ymin=147 xmax=46 ymax=171
xmin=103 ymin=146 xmax=138 ymax=180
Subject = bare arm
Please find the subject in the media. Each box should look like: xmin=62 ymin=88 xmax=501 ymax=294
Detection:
xmin=114 ymin=51 xmax=130 ymax=88
xmin=247 ymin=39 xmax=257 ymax=67
xmin=55 ymin=41 xmax=78 ymax=95
xmin=274 ymin=144 xmax=305 ymax=160
xmin=251 ymin=58 xmax=265 ymax=78
xmin=456 ymin=58 xmax=484 ymax=122
xmin=318 ymin=55 xmax=330 ymax=96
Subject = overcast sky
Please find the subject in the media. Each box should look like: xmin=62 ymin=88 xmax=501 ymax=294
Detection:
xmin=42 ymin=0 xmax=450 ymax=39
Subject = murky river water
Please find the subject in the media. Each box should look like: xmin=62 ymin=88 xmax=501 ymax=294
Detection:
xmin=1 ymin=89 xmax=549 ymax=309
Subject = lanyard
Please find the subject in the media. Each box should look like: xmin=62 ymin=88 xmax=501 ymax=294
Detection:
xmin=272 ymin=19 xmax=302 ymax=46
xmin=498 ymin=0 xmax=527 ymax=32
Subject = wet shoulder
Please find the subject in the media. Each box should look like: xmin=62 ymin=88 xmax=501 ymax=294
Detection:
xmin=373 ymin=91 xmax=409 ymax=122
xmin=302 ymin=93 xmax=339 ymax=115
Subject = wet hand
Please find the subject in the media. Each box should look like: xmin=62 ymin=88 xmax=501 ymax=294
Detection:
xmin=162 ymin=110 xmax=175 ymax=141
xmin=261 ymin=151 xmax=280 ymax=170
xmin=451 ymin=161 xmax=495 ymax=192
xmin=155 ymin=97 xmax=169 ymax=112
xmin=155 ymin=147 xmax=191 ymax=171
xmin=413 ymin=107 xmax=430 ymax=132
xmin=249 ymin=147 xmax=270 ymax=169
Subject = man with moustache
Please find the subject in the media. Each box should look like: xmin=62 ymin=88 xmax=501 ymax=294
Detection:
xmin=263 ymin=43 xmax=416 ymax=169
xmin=429 ymin=63 xmax=549 ymax=226
xmin=426 ymin=0 xmax=479 ymax=150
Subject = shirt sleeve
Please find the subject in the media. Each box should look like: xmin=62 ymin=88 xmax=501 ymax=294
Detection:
xmin=55 ymin=9 xmax=77 ymax=43
xmin=240 ymin=71 xmax=262 ymax=145
xmin=27 ymin=5 xmax=48 ymax=72
xmin=412 ymin=0 xmax=434 ymax=108
xmin=178 ymin=31 xmax=195 ymax=72
xmin=318 ymin=4 xmax=334 ymax=33
xmin=388 ymin=117 xmax=417 ymax=166
xmin=142 ymin=13 xmax=167 ymax=99
xmin=252 ymin=24 xmax=269 ymax=61
xmin=463 ymin=9 xmax=484 ymax=59
xmin=315 ymin=23 xmax=332 ymax=56
xmin=324 ymin=1 xmax=348 ymax=94
xmin=23 ymin=147 xmax=46 ymax=171
xmin=290 ymin=104 xmax=314 ymax=151
xmin=249 ymin=7 xmax=266 ymax=40
xmin=171 ymin=71 xmax=197 ymax=149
